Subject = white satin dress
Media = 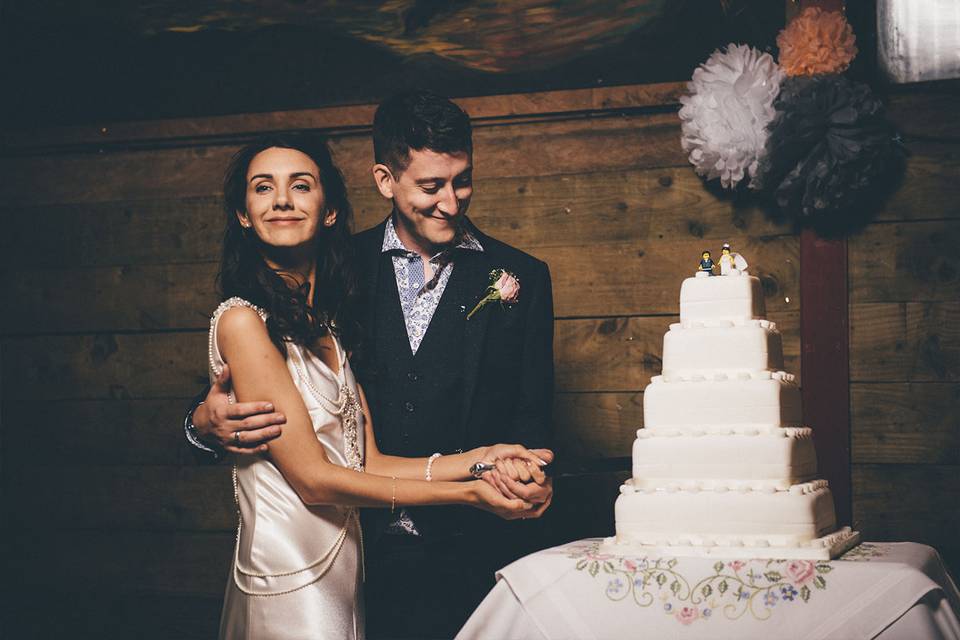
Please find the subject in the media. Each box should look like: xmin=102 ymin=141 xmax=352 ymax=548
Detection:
xmin=209 ymin=298 xmax=365 ymax=640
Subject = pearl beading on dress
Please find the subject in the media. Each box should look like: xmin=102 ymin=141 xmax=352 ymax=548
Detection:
xmin=208 ymin=296 xmax=362 ymax=597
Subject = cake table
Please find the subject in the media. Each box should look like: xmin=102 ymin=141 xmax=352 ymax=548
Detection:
xmin=457 ymin=540 xmax=960 ymax=640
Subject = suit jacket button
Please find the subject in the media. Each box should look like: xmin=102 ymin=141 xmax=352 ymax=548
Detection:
xmin=407 ymin=372 xmax=419 ymax=382
xmin=404 ymin=401 xmax=415 ymax=413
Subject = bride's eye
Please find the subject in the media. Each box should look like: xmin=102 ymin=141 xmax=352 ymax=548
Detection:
xmin=254 ymin=183 xmax=272 ymax=193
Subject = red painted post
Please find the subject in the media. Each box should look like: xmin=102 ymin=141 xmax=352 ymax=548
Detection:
xmin=800 ymin=229 xmax=851 ymax=526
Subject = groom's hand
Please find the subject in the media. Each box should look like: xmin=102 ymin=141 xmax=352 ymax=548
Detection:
xmin=483 ymin=472 xmax=553 ymax=518
xmin=194 ymin=364 xmax=286 ymax=455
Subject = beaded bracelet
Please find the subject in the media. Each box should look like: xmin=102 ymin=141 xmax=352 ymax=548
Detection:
xmin=425 ymin=452 xmax=442 ymax=481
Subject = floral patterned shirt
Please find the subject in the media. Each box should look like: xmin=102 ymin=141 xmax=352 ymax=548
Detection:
xmin=381 ymin=216 xmax=484 ymax=355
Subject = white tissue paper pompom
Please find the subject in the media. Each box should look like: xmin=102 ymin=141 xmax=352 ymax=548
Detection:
xmin=679 ymin=43 xmax=784 ymax=189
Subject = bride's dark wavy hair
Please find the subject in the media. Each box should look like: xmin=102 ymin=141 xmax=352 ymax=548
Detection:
xmin=218 ymin=132 xmax=359 ymax=356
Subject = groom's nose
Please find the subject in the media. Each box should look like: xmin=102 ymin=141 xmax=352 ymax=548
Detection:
xmin=435 ymin=183 xmax=459 ymax=216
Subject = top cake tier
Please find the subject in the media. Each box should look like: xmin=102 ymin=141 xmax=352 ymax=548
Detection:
xmin=680 ymin=275 xmax=766 ymax=325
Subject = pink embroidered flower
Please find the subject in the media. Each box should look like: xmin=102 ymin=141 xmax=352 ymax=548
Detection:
xmin=495 ymin=270 xmax=520 ymax=304
xmin=786 ymin=560 xmax=816 ymax=584
xmin=623 ymin=559 xmax=637 ymax=572
xmin=729 ymin=560 xmax=746 ymax=572
xmin=675 ymin=606 xmax=699 ymax=625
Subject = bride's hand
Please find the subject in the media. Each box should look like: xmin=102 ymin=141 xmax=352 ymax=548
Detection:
xmin=470 ymin=480 xmax=533 ymax=520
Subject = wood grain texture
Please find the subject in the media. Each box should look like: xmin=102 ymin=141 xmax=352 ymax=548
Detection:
xmin=886 ymin=90 xmax=960 ymax=141
xmin=850 ymin=302 xmax=960 ymax=382
xmin=4 ymin=397 xmax=195 ymax=466
xmin=3 ymin=592 xmax=223 ymax=640
xmin=1 ymin=82 xmax=685 ymax=151
xmin=851 ymin=383 xmax=960 ymax=465
xmin=849 ymin=219 xmax=960 ymax=304
xmin=1 ymin=333 xmax=208 ymax=400
xmin=0 ymin=113 xmax=686 ymax=207
xmin=853 ymin=463 xmax=960 ymax=577
xmin=4 ymin=466 xmax=235 ymax=532
xmin=554 ymin=392 xmax=643 ymax=459
xmin=4 ymin=529 xmax=233 ymax=596
xmin=874 ymin=141 xmax=960 ymax=222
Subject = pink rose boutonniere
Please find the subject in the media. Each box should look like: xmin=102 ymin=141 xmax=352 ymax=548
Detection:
xmin=467 ymin=268 xmax=520 ymax=320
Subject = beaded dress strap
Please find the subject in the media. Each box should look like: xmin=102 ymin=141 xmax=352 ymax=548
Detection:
xmin=208 ymin=297 xmax=268 ymax=378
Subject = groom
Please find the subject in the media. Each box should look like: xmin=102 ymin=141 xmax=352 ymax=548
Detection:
xmin=185 ymin=90 xmax=555 ymax=638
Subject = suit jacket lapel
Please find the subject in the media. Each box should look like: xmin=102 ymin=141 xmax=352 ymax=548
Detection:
xmin=359 ymin=219 xmax=388 ymax=344
xmin=456 ymin=246 xmax=495 ymax=439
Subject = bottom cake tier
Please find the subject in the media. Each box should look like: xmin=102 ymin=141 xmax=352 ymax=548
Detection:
xmin=605 ymin=478 xmax=860 ymax=560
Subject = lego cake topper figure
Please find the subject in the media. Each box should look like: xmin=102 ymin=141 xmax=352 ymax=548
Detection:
xmin=696 ymin=250 xmax=715 ymax=277
xmin=718 ymin=242 xmax=748 ymax=276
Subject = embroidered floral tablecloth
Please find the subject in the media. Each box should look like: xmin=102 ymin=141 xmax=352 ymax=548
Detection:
xmin=457 ymin=540 xmax=960 ymax=640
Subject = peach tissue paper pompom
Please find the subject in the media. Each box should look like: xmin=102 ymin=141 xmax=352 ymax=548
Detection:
xmin=777 ymin=7 xmax=857 ymax=77
xmin=679 ymin=43 xmax=784 ymax=189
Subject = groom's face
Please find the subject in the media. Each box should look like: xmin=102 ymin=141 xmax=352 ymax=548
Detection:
xmin=387 ymin=148 xmax=473 ymax=253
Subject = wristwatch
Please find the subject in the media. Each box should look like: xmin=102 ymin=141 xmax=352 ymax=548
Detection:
xmin=469 ymin=461 xmax=496 ymax=478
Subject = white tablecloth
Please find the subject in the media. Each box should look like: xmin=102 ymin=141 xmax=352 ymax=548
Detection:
xmin=457 ymin=540 xmax=960 ymax=640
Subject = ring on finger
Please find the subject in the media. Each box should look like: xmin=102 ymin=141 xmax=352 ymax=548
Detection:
xmin=233 ymin=430 xmax=242 ymax=446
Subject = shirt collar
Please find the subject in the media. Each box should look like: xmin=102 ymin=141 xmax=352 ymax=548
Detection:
xmin=381 ymin=215 xmax=484 ymax=258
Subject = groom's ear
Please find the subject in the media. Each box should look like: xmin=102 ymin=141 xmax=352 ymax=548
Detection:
xmin=372 ymin=163 xmax=395 ymax=200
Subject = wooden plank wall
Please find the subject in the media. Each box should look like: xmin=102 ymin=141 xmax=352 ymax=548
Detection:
xmin=0 ymin=80 xmax=954 ymax=636
xmin=850 ymin=85 xmax=960 ymax=575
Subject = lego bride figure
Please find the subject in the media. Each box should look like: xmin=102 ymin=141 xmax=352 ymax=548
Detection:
xmin=718 ymin=242 xmax=748 ymax=276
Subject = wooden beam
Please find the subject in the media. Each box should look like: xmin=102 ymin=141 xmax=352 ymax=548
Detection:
xmin=801 ymin=229 xmax=851 ymax=525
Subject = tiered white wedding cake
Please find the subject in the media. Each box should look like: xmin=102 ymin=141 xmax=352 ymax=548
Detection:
xmin=603 ymin=272 xmax=859 ymax=559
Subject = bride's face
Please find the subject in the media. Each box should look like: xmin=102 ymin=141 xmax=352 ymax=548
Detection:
xmin=237 ymin=147 xmax=336 ymax=251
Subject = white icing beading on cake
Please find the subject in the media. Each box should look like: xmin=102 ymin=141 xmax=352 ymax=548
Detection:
xmin=606 ymin=274 xmax=859 ymax=560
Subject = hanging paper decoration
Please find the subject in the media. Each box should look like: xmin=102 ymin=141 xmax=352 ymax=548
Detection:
xmin=777 ymin=6 xmax=858 ymax=77
xmin=752 ymin=75 xmax=904 ymax=230
xmin=679 ymin=43 xmax=784 ymax=189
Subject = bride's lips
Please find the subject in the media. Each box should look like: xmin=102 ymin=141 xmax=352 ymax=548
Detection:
xmin=265 ymin=217 xmax=305 ymax=225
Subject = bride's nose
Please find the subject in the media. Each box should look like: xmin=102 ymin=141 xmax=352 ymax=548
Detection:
xmin=273 ymin=189 xmax=293 ymax=210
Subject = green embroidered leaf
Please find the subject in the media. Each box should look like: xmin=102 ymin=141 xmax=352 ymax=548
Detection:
xmin=800 ymin=585 xmax=811 ymax=602
xmin=603 ymin=561 xmax=615 ymax=574
xmin=576 ymin=559 xmax=588 ymax=571
xmin=713 ymin=561 xmax=724 ymax=573
xmin=656 ymin=572 xmax=667 ymax=586
xmin=667 ymin=558 xmax=678 ymax=568
xmin=718 ymin=580 xmax=728 ymax=594
xmin=670 ymin=580 xmax=681 ymax=595
xmin=702 ymin=584 xmax=713 ymax=597
xmin=764 ymin=571 xmax=783 ymax=582
xmin=813 ymin=575 xmax=826 ymax=589
xmin=589 ymin=561 xmax=599 ymax=577
xmin=816 ymin=564 xmax=833 ymax=573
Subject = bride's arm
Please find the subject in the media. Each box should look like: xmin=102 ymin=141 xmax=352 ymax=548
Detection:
xmin=217 ymin=306 xmax=530 ymax=516
xmin=358 ymin=384 xmax=553 ymax=484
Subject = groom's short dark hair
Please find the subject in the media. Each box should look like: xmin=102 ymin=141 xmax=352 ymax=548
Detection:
xmin=373 ymin=90 xmax=473 ymax=175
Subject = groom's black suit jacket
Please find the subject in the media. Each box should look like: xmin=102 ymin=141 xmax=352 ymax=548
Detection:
xmin=352 ymin=217 xmax=554 ymax=544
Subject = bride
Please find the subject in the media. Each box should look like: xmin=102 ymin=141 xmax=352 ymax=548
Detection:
xmin=209 ymin=132 xmax=551 ymax=639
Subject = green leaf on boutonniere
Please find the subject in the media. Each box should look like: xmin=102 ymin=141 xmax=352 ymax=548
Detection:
xmin=467 ymin=268 xmax=505 ymax=320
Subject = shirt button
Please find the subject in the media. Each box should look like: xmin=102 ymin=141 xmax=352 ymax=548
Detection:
xmin=404 ymin=401 xmax=415 ymax=413
xmin=407 ymin=372 xmax=419 ymax=382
